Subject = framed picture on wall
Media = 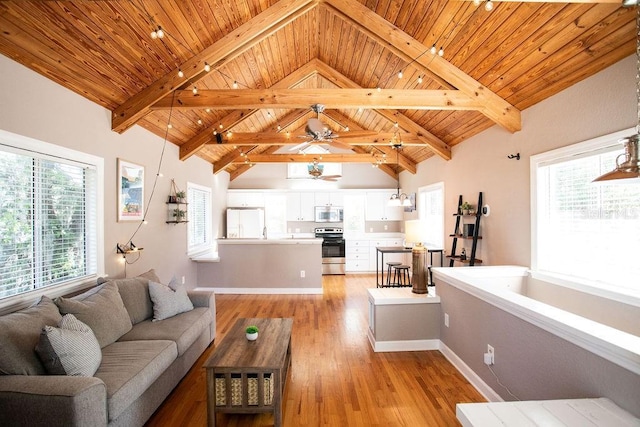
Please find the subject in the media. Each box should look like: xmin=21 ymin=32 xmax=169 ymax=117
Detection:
xmin=117 ymin=158 xmax=144 ymax=222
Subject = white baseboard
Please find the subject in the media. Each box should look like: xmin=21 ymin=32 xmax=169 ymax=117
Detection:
xmin=367 ymin=329 xmax=440 ymax=352
xmin=202 ymin=287 xmax=323 ymax=295
xmin=439 ymin=342 xmax=503 ymax=402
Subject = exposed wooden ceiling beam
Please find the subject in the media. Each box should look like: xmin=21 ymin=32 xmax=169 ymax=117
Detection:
xmin=112 ymin=0 xmax=318 ymax=133
xmin=212 ymin=131 xmax=424 ymax=146
xmin=323 ymin=0 xmax=521 ymax=133
xmin=313 ymin=59 xmax=452 ymax=161
xmin=179 ymin=59 xmax=320 ymax=160
xmin=233 ymin=153 xmax=380 ymax=163
xmin=151 ymin=88 xmax=481 ymax=110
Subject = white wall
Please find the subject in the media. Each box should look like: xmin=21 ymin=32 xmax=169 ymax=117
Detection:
xmin=402 ymin=55 xmax=636 ymax=266
xmin=0 ymin=55 xmax=229 ymax=284
xmin=229 ymin=160 xmax=398 ymax=189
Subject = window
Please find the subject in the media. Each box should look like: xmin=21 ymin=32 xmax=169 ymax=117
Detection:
xmin=0 ymin=129 xmax=103 ymax=306
xmin=531 ymin=128 xmax=640 ymax=297
xmin=187 ymin=182 xmax=212 ymax=255
xmin=417 ymin=182 xmax=444 ymax=249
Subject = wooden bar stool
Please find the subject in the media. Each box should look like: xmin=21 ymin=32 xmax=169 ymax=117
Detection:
xmin=386 ymin=262 xmax=402 ymax=287
xmin=392 ymin=265 xmax=411 ymax=287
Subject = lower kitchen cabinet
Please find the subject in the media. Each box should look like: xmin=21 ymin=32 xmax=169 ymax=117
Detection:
xmin=346 ymin=240 xmax=370 ymax=272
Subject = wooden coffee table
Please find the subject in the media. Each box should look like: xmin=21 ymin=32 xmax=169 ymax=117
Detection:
xmin=204 ymin=317 xmax=292 ymax=427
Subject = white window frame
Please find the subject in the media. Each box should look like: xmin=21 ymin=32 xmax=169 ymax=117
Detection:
xmin=530 ymin=127 xmax=640 ymax=305
xmin=0 ymin=129 xmax=104 ymax=313
xmin=417 ymin=182 xmax=445 ymax=250
xmin=187 ymin=182 xmax=212 ymax=256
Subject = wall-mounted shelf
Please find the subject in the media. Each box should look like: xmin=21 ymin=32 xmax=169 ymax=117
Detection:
xmin=167 ymin=179 xmax=187 ymax=224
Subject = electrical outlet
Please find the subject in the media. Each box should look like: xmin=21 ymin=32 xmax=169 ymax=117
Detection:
xmin=484 ymin=344 xmax=495 ymax=365
xmin=384 ymin=224 xmax=388 ymax=230
xmin=444 ymin=313 xmax=450 ymax=327
xmin=181 ymin=276 xmax=185 ymax=285
xmin=300 ymin=270 xmax=305 ymax=278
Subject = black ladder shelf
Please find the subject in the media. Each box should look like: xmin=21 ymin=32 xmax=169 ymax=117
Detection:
xmin=448 ymin=192 xmax=483 ymax=267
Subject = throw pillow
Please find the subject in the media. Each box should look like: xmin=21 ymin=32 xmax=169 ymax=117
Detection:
xmin=55 ymin=281 xmax=132 ymax=348
xmin=148 ymin=279 xmax=194 ymax=321
xmin=35 ymin=314 xmax=102 ymax=377
xmin=96 ymin=269 xmax=161 ymax=324
xmin=0 ymin=296 xmax=62 ymax=375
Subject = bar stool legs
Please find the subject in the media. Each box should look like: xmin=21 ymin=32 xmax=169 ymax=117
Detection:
xmin=392 ymin=265 xmax=411 ymax=287
xmin=386 ymin=262 xmax=401 ymax=287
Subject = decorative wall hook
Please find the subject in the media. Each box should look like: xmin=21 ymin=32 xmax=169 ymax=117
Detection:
xmin=507 ymin=153 xmax=520 ymax=160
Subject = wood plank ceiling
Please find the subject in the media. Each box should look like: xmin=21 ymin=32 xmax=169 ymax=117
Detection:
xmin=0 ymin=0 xmax=635 ymax=180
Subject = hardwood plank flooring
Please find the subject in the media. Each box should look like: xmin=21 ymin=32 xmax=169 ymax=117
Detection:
xmin=145 ymin=274 xmax=485 ymax=426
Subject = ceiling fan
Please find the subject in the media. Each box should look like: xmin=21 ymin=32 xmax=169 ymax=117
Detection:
xmin=289 ymin=104 xmax=353 ymax=152
xmin=308 ymin=158 xmax=342 ymax=181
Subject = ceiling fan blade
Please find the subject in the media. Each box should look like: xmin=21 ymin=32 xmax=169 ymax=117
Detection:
xmin=289 ymin=140 xmax=310 ymax=152
xmin=320 ymin=174 xmax=341 ymax=179
xmin=319 ymin=177 xmax=339 ymax=182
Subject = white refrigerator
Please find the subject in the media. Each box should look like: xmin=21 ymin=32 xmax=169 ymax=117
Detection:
xmin=226 ymin=208 xmax=265 ymax=238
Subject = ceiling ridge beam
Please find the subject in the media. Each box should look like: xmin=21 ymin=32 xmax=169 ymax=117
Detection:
xmin=112 ymin=0 xmax=319 ymax=133
xmin=180 ymin=59 xmax=321 ymax=160
xmin=321 ymin=0 xmax=521 ymax=133
xmin=313 ymin=59 xmax=452 ymax=161
xmin=151 ymin=88 xmax=480 ymax=110
xmin=232 ymin=154 xmax=380 ymax=163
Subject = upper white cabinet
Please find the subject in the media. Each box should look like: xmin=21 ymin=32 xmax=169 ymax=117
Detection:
xmin=365 ymin=192 xmax=403 ymax=221
xmin=227 ymin=191 xmax=265 ymax=207
xmin=286 ymin=192 xmax=315 ymax=221
xmin=315 ymin=192 xmax=344 ymax=207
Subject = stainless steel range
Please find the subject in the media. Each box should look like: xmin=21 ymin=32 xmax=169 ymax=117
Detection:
xmin=315 ymin=227 xmax=345 ymax=275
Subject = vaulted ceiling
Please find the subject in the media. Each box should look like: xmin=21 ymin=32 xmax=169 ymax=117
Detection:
xmin=0 ymin=0 xmax=635 ymax=179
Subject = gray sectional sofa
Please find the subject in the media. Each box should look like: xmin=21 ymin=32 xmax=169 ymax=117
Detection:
xmin=0 ymin=270 xmax=216 ymax=427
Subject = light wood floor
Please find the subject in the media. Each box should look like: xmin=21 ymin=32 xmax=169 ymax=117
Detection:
xmin=145 ymin=274 xmax=485 ymax=426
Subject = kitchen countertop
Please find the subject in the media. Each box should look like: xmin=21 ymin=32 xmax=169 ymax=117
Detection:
xmin=218 ymin=238 xmax=322 ymax=245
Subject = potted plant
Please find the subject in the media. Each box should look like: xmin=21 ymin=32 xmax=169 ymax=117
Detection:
xmin=172 ymin=208 xmax=186 ymax=222
xmin=460 ymin=201 xmax=473 ymax=215
xmin=245 ymin=325 xmax=259 ymax=341
xmin=175 ymin=191 xmax=186 ymax=203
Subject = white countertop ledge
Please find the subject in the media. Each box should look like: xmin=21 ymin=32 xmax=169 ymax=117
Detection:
xmin=367 ymin=287 xmax=440 ymax=305
xmin=218 ymin=238 xmax=322 ymax=245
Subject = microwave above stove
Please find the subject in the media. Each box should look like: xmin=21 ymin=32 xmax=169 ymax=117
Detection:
xmin=314 ymin=206 xmax=343 ymax=223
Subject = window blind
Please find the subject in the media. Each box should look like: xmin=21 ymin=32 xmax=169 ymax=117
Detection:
xmin=536 ymin=146 xmax=640 ymax=290
xmin=0 ymin=149 xmax=97 ymax=299
xmin=187 ymin=184 xmax=211 ymax=252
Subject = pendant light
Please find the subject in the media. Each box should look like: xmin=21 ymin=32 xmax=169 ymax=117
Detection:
xmin=388 ymin=139 xmax=412 ymax=207
xmin=593 ymin=3 xmax=640 ymax=183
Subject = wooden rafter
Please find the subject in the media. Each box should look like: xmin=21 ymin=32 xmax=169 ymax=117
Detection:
xmin=112 ymin=0 xmax=318 ymax=133
xmin=233 ymin=153 xmax=381 ymax=163
xmin=214 ymin=131 xmax=425 ymax=146
xmin=313 ymin=59 xmax=452 ymax=161
xmin=151 ymin=88 xmax=482 ymax=110
xmin=323 ymin=0 xmax=521 ymax=133
xmin=179 ymin=59 xmax=321 ymax=160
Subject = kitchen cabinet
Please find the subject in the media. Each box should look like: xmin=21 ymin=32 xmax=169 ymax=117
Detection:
xmin=227 ymin=191 xmax=264 ymax=207
xmin=286 ymin=192 xmax=315 ymax=221
xmin=315 ymin=192 xmax=344 ymax=207
xmin=346 ymin=240 xmax=370 ymax=272
xmin=365 ymin=192 xmax=404 ymax=221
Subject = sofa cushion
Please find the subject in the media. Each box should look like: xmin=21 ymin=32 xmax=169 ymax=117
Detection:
xmin=0 ymin=296 xmax=62 ymax=375
xmin=148 ymin=280 xmax=194 ymax=321
xmin=55 ymin=282 xmax=132 ymax=348
xmin=117 ymin=307 xmax=211 ymax=356
xmin=97 ymin=269 xmax=160 ymax=325
xmin=35 ymin=314 xmax=102 ymax=377
xmin=94 ymin=340 xmax=177 ymax=422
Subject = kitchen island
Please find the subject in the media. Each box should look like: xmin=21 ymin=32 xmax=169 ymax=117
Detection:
xmin=194 ymin=238 xmax=323 ymax=294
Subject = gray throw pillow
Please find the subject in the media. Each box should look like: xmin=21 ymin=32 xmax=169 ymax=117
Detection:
xmin=55 ymin=282 xmax=132 ymax=348
xmin=96 ymin=269 xmax=161 ymax=324
xmin=148 ymin=280 xmax=194 ymax=321
xmin=0 ymin=296 xmax=62 ymax=375
xmin=36 ymin=314 xmax=102 ymax=377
